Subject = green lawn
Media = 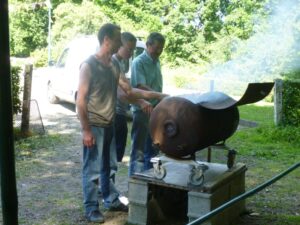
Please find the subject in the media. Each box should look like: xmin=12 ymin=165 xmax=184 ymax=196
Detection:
xmin=226 ymin=102 xmax=300 ymax=225
xmin=229 ymin=103 xmax=300 ymax=163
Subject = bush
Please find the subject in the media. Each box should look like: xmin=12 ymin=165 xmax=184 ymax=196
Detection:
xmin=9 ymin=3 xmax=48 ymax=57
xmin=31 ymin=48 xmax=48 ymax=67
xmin=11 ymin=65 xmax=22 ymax=115
xmin=282 ymin=80 xmax=300 ymax=126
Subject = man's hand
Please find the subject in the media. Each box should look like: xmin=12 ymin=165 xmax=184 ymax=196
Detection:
xmin=139 ymin=99 xmax=153 ymax=116
xmin=82 ymin=129 xmax=95 ymax=148
xmin=158 ymin=93 xmax=169 ymax=101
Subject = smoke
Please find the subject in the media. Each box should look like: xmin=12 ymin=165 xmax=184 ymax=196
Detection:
xmin=205 ymin=0 xmax=300 ymax=84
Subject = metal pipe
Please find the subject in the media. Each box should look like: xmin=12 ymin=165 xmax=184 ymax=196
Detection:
xmin=0 ymin=0 xmax=19 ymax=224
xmin=187 ymin=162 xmax=300 ymax=225
xmin=46 ymin=0 xmax=52 ymax=65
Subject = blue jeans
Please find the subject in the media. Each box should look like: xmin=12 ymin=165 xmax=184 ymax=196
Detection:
xmin=114 ymin=113 xmax=128 ymax=162
xmin=82 ymin=125 xmax=119 ymax=215
xmin=129 ymin=110 xmax=158 ymax=176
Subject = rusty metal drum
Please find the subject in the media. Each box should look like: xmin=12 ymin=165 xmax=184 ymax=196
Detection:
xmin=149 ymin=82 xmax=274 ymax=159
xmin=149 ymin=94 xmax=239 ymax=158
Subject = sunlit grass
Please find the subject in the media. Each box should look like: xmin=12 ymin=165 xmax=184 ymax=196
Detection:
xmin=228 ymin=103 xmax=300 ymax=164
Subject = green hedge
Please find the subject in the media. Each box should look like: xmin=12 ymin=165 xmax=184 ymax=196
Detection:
xmin=11 ymin=66 xmax=22 ymax=115
xmin=282 ymin=80 xmax=300 ymax=126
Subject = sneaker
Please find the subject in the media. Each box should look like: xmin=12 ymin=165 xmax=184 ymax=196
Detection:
xmin=108 ymin=202 xmax=128 ymax=212
xmin=86 ymin=210 xmax=105 ymax=223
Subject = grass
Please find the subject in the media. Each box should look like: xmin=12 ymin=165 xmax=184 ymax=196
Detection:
xmin=228 ymin=103 xmax=300 ymax=162
xmin=225 ymin=102 xmax=300 ymax=225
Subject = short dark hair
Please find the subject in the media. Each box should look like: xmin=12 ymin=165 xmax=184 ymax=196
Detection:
xmin=146 ymin=32 xmax=165 ymax=46
xmin=97 ymin=23 xmax=121 ymax=45
xmin=121 ymin=32 xmax=137 ymax=45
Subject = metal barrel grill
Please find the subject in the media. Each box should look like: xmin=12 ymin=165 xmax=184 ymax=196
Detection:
xmin=149 ymin=82 xmax=274 ymax=159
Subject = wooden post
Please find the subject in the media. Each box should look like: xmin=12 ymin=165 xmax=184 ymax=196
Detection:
xmin=20 ymin=64 xmax=33 ymax=135
xmin=274 ymin=79 xmax=283 ymax=126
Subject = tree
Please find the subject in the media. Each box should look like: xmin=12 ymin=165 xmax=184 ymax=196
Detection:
xmin=10 ymin=3 xmax=48 ymax=57
xmin=9 ymin=0 xmax=271 ymax=67
xmin=51 ymin=0 xmax=109 ymax=60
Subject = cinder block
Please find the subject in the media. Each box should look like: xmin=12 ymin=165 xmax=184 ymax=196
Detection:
xmin=188 ymin=187 xmax=230 ymax=225
xmin=128 ymin=179 xmax=148 ymax=205
xmin=188 ymin=192 xmax=211 ymax=218
xmin=188 ymin=192 xmax=212 ymax=225
xmin=228 ymin=172 xmax=246 ymax=223
xmin=128 ymin=202 xmax=147 ymax=225
xmin=187 ymin=164 xmax=246 ymax=225
xmin=128 ymin=163 xmax=246 ymax=225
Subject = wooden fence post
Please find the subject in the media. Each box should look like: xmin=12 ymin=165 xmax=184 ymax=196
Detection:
xmin=274 ymin=79 xmax=283 ymax=126
xmin=21 ymin=64 xmax=33 ymax=135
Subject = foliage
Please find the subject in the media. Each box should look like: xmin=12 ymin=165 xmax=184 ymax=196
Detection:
xmin=94 ymin=0 xmax=269 ymax=66
xmin=221 ymin=0 xmax=268 ymax=39
xmin=51 ymin=0 xmax=109 ymax=60
xmin=9 ymin=0 xmax=272 ymax=66
xmin=10 ymin=0 xmax=299 ymax=84
xmin=9 ymin=3 xmax=48 ymax=57
xmin=281 ymin=80 xmax=300 ymax=126
xmin=30 ymin=48 xmax=48 ymax=67
xmin=282 ymin=70 xmax=300 ymax=81
xmin=11 ymin=65 xmax=22 ymax=115
xmin=173 ymin=74 xmax=191 ymax=88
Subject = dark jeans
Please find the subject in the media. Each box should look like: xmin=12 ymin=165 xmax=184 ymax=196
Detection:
xmin=129 ymin=110 xmax=158 ymax=176
xmin=114 ymin=113 xmax=128 ymax=162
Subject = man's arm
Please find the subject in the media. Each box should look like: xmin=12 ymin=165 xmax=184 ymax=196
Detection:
xmin=136 ymin=83 xmax=153 ymax=91
xmin=117 ymin=86 xmax=153 ymax=115
xmin=118 ymin=74 xmax=168 ymax=101
xmin=76 ymin=63 xmax=95 ymax=148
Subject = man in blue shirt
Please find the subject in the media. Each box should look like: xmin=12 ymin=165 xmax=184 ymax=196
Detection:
xmin=110 ymin=32 xmax=167 ymax=176
xmin=130 ymin=32 xmax=165 ymax=176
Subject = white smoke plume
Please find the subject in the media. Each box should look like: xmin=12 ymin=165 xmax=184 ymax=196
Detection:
xmin=204 ymin=0 xmax=300 ymax=90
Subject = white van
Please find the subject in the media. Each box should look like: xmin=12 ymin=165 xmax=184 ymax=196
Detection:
xmin=47 ymin=35 xmax=146 ymax=104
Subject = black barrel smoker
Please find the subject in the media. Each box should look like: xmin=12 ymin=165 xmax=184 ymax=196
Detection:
xmin=149 ymin=82 xmax=274 ymax=159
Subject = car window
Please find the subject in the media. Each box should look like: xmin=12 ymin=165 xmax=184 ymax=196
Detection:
xmin=57 ymin=48 xmax=69 ymax=68
xmin=134 ymin=47 xmax=145 ymax=58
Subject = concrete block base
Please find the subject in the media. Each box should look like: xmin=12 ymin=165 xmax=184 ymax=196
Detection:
xmin=128 ymin=162 xmax=246 ymax=225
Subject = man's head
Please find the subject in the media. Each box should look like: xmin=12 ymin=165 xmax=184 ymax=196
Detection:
xmin=146 ymin=32 xmax=165 ymax=60
xmin=118 ymin=32 xmax=137 ymax=60
xmin=97 ymin=23 xmax=121 ymax=54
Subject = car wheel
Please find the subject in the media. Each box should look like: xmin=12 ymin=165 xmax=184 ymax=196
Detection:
xmin=47 ymin=82 xmax=60 ymax=104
